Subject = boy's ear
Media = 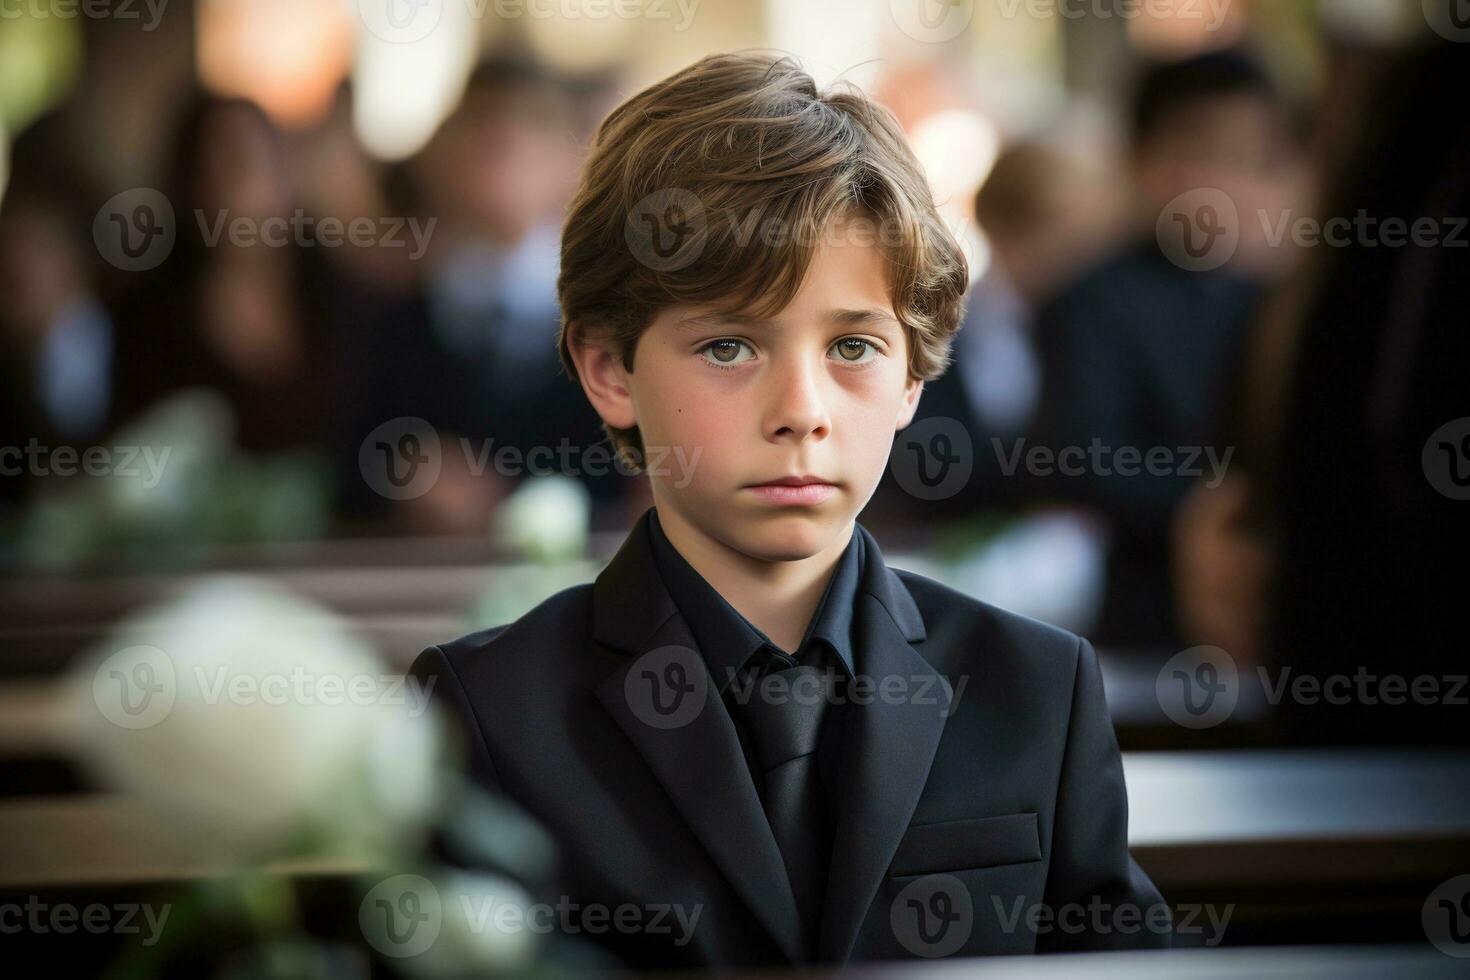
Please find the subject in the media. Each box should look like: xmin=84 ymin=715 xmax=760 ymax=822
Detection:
xmin=566 ymin=323 xmax=638 ymax=431
xmin=895 ymin=375 xmax=925 ymax=431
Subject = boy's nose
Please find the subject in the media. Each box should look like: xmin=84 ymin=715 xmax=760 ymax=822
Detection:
xmin=762 ymin=356 xmax=832 ymax=444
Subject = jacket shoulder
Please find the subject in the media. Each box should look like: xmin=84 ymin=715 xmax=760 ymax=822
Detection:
xmin=893 ymin=567 xmax=1085 ymax=674
xmin=430 ymin=582 xmax=594 ymax=663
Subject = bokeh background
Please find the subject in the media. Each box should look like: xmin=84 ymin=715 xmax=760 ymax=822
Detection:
xmin=1 ymin=0 xmax=1468 ymax=976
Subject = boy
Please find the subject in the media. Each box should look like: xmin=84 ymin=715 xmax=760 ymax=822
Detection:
xmin=410 ymin=52 xmax=1168 ymax=969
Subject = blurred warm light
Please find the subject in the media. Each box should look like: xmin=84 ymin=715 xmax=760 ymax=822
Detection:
xmin=911 ymin=108 xmax=1000 ymax=213
xmin=523 ymin=7 xmax=638 ymax=74
xmin=197 ymin=0 xmax=355 ymax=128
xmin=969 ymin=0 xmax=1059 ymax=72
xmin=766 ymin=0 xmax=884 ymax=90
xmin=1127 ymin=0 xmax=1245 ymax=57
xmin=910 ymin=108 xmax=998 ymax=283
xmin=352 ymin=6 xmax=480 ymax=161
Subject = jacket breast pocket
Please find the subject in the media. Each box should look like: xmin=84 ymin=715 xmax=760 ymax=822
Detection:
xmin=887 ymin=812 xmax=1042 ymax=878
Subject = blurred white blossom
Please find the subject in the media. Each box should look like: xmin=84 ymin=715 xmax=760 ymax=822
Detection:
xmin=493 ymin=474 xmax=590 ymax=563
xmin=61 ymin=575 xmax=447 ymax=866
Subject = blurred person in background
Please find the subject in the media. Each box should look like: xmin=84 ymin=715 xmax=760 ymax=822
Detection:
xmin=866 ymin=138 xmax=1123 ymax=531
xmin=336 ymin=56 xmax=634 ymax=536
xmin=296 ymin=82 xmax=414 ymax=293
xmin=1182 ymin=37 xmax=1470 ymax=746
xmin=108 ymin=93 xmax=336 ymax=457
xmin=0 ymin=165 xmax=115 ymax=510
xmin=1030 ymin=48 xmax=1306 ymax=654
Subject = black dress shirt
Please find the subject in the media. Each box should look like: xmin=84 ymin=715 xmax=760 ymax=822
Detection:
xmin=645 ymin=509 xmax=862 ymax=816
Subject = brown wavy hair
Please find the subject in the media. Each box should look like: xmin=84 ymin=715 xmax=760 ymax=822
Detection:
xmin=557 ymin=51 xmax=969 ymax=467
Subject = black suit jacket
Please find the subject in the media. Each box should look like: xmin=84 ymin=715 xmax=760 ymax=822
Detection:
xmin=409 ymin=508 xmax=1168 ymax=968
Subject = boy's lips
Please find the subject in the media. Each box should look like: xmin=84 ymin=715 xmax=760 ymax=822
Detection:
xmin=746 ymin=475 xmax=837 ymax=488
xmin=742 ymin=476 xmax=839 ymax=505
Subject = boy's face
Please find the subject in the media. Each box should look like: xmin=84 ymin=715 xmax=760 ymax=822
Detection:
xmin=590 ymin=224 xmax=924 ymax=563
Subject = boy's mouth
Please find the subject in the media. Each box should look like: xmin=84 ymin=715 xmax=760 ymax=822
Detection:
xmin=742 ymin=475 xmax=839 ymax=505
xmin=747 ymin=474 xmax=835 ymax=487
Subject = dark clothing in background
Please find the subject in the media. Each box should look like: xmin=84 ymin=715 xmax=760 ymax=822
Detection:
xmin=863 ymin=275 xmax=1042 ymax=530
xmin=1262 ymin=40 xmax=1470 ymax=747
xmin=331 ymin=282 xmax=625 ymax=520
xmin=1032 ymin=239 xmax=1260 ymax=651
xmin=106 ymin=243 xmax=341 ymax=455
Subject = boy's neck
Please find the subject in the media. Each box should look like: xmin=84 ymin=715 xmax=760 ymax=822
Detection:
xmin=654 ymin=504 xmax=855 ymax=655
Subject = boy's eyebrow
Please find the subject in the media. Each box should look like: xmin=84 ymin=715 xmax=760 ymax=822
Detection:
xmin=677 ymin=308 xmax=901 ymax=331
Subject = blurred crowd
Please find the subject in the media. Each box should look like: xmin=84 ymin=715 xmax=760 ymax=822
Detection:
xmin=0 ymin=52 xmax=632 ymax=542
xmin=1 ymin=19 xmax=1465 ymax=745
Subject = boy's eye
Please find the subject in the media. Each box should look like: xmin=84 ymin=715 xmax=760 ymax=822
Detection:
xmin=831 ymin=337 xmax=878 ymax=363
xmin=697 ymin=337 xmax=879 ymax=367
xmin=699 ymin=339 xmax=754 ymax=366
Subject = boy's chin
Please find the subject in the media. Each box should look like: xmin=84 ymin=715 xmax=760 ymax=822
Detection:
xmin=726 ymin=508 xmax=850 ymax=563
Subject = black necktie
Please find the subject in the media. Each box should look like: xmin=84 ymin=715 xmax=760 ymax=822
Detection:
xmin=737 ymin=644 xmax=836 ymax=959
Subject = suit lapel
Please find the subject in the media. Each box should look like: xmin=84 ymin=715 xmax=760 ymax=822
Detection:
xmin=591 ymin=510 xmax=805 ymax=964
xmin=817 ymin=526 xmax=949 ymax=963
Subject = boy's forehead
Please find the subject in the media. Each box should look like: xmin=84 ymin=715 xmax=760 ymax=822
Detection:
xmin=674 ymin=307 xmax=901 ymax=332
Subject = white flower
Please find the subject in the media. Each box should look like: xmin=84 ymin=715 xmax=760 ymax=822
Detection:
xmin=61 ymin=575 xmax=446 ymax=864
xmin=104 ymin=388 xmax=235 ymax=520
xmin=493 ymin=474 xmax=591 ymax=562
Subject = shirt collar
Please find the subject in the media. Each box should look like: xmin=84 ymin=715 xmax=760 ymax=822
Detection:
xmin=647 ymin=508 xmax=862 ymax=692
